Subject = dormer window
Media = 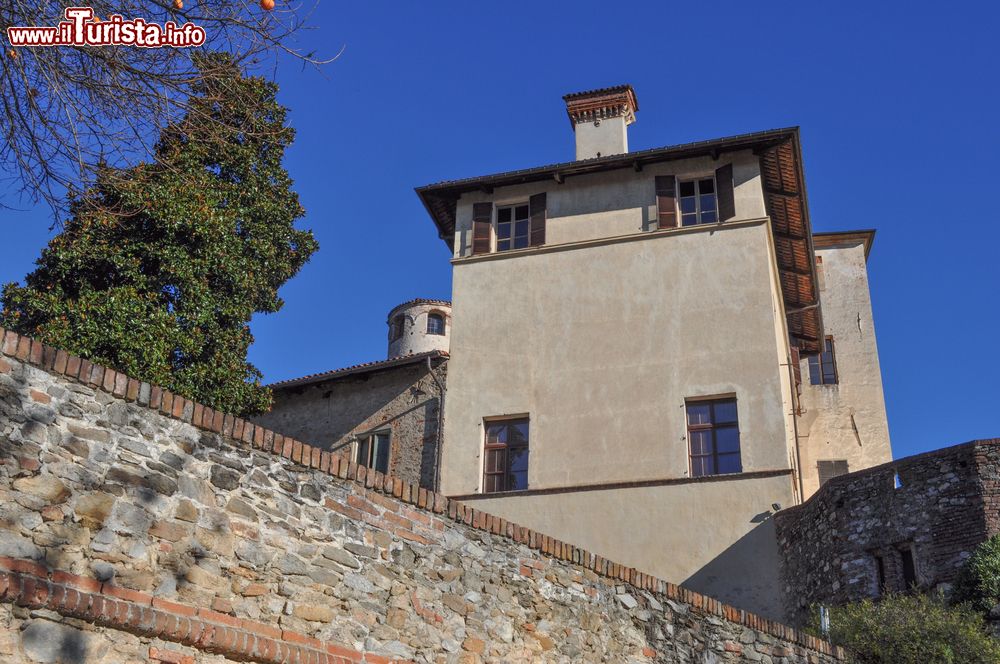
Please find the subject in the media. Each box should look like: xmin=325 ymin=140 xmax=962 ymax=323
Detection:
xmin=679 ymin=178 xmax=717 ymax=226
xmin=497 ymin=204 xmax=530 ymax=251
xmin=427 ymin=312 xmax=445 ymax=335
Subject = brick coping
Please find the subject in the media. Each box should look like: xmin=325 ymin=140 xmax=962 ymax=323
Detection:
xmin=0 ymin=327 xmax=845 ymax=659
xmin=0 ymin=557 xmax=401 ymax=664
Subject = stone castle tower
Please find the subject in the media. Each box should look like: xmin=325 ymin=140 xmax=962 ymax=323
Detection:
xmin=386 ymin=299 xmax=451 ymax=359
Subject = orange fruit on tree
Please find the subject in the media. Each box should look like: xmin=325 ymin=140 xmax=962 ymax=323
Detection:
xmin=173 ymin=0 xmax=183 ymax=8
xmin=260 ymin=0 xmax=275 ymax=10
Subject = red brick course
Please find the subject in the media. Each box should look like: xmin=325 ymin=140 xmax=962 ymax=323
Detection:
xmin=0 ymin=558 xmax=402 ymax=664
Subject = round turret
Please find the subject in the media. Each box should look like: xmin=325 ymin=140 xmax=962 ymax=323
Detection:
xmin=387 ymin=299 xmax=451 ymax=359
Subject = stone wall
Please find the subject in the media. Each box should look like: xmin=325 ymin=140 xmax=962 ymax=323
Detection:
xmin=774 ymin=439 xmax=1000 ymax=625
xmin=0 ymin=328 xmax=843 ymax=663
xmin=254 ymin=357 xmax=446 ymax=489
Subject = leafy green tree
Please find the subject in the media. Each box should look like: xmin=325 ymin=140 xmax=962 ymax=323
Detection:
xmin=824 ymin=593 xmax=1000 ymax=664
xmin=1 ymin=54 xmax=317 ymax=417
xmin=953 ymin=535 xmax=1000 ymax=614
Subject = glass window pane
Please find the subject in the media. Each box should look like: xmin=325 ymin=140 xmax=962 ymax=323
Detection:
xmin=699 ymin=194 xmax=717 ymax=212
xmin=486 ymin=449 xmax=504 ymax=473
xmin=509 ymin=421 xmax=529 ymax=445
xmin=713 ymin=400 xmax=738 ymax=424
xmin=515 ymin=220 xmax=529 ymax=236
xmin=700 ymin=210 xmax=717 ymax=224
xmin=486 ymin=423 xmax=506 ymax=444
xmin=513 ymin=236 xmax=528 ymax=249
xmin=497 ymin=239 xmax=510 ymax=251
xmin=357 ymin=438 xmax=370 ymax=467
xmin=689 ymin=430 xmax=712 ymax=455
xmin=485 ymin=475 xmax=499 ymax=493
xmin=509 ymin=447 xmax=529 ymax=474
xmin=509 ymin=471 xmax=528 ymax=491
xmin=699 ymin=178 xmax=715 ymax=194
xmin=515 ymin=205 xmax=529 ymax=220
xmin=680 ymin=197 xmax=697 ymax=214
xmin=497 ymin=207 xmax=511 ymax=223
xmin=681 ymin=214 xmax=699 ymax=227
xmin=679 ymin=181 xmax=695 ymax=197
xmin=686 ymin=403 xmax=712 ymax=426
xmin=717 ymin=454 xmax=742 ymax=474
xmin=715 ymin=427 xmax=740 ymax=453
xmin=374 ymin=434 xmax=390 ymax=474
xmin=691 ymin=456 xmax=714 ymax=477
xmin=497 ymin=222 xmax=511 ymax=239
xmin=428 ymin=315 xmax=444 ymax=335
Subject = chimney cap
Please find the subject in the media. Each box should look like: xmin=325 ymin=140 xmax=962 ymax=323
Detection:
xmin=563 ymin=84 xmax=639 ymax=128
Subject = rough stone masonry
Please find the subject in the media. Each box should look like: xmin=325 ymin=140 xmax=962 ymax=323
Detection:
xmin=0 ymin=328 xmax=843 ymax=663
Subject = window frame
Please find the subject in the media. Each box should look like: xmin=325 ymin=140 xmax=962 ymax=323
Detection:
xmin=677 ymin=175 xmax=719 ymax=227
xmin=482 ymin=416 xmax=530 ymax=493
xmin=808 ymin=336 xmax=839 ymax=385
xmin=426 ymin=312 xmax=446 ymax=336
xmin=494 ymin=202 xmax=532 ymax=253
xmin=356 ymin=431 xmax=391 ymax=475
xmin=685 ymin=396 xmax=743 ymax=478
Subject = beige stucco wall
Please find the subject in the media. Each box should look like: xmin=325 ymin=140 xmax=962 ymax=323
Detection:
xmin=795 ymin=240 xmax=892 ymax=497
xmin=452 ymin=150 xmax=766 ymax=258
xmin=460 ymin=472 xmax=797 ymax=621
xmin=441 ymin=219 xmax=795 ymax=495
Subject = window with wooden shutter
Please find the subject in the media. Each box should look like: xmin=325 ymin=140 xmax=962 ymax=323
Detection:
xmin=716 ymin=163 xmax=735 ymax=222
xmin=655 ymin=176 xmax=677 ymax=229
xmin=471 ymin=202 xmax=492 ymax=255
xmin=817 ymin=459 xmax=849 ymax=486
xmin=529 ymin=193 xmax=546 ymax=247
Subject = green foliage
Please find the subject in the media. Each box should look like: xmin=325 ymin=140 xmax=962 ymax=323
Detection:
xmin=1 ymin=53 xmax=317 ymax=417
xmin=824 ymin=593 xmax=1000 ymax=664
xmin=953 ymin=535 xmax=1000 ymax=614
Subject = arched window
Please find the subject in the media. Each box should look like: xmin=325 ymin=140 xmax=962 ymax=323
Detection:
xmin=427 ymin=312 xmax=445 ymax=336
xmin=389 ymin=315 xmax=405 ymax=342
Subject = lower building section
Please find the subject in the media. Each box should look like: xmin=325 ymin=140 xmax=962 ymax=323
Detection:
xmin=451 ymin=469 xmax=797 ymax=622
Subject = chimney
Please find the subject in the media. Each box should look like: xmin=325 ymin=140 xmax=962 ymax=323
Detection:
xmin=563 ymin=85 xmax=638 ymax=160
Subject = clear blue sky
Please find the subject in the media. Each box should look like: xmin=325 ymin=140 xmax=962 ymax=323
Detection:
xmin=2 ymin=1 xmax=997 ymax=459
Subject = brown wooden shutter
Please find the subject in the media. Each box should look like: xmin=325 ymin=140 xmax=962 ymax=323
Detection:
xmin=471 ymin=202 xmax=492 ymax=255
xmin=529 ymin=193 xmax=546 ymax=247
xmin=716 ymin=163 xmax=735 ymax=221
xmin=655 ymin=176 xmax=677 ymax=229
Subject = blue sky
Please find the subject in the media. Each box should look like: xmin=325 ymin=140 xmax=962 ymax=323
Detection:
xmin=2 ymin=1 xmax=997 ymax=459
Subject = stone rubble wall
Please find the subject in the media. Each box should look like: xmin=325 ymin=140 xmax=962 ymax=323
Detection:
xmin=0 ymin=328 xmax=843 ymax=663
xmin=774 ymin=438 xmax=1000 ymax=625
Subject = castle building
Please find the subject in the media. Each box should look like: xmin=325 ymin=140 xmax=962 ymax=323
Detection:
xmin=252 ymin=299 xmax=450 ymax=488
xmin=415 ymin=85 xmax=892 ymax=618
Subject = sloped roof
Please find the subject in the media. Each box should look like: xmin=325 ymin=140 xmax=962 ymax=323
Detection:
xmin=268 ymin=350 xmax=448 ymax=390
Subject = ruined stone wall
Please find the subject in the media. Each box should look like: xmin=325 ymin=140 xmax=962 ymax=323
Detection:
xmin=254 ymin=360 xmax=446 ymax=490
xmin=0 ymin=328 xmax=843 ymax=663
xmin=774 ymin=439 xmax=1000 ymax=625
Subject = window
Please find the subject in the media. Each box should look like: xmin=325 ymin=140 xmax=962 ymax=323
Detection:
xmin=874 ymin=554 xmax=887 ymax=596
xmin=900 ymin=547 xmax=918 ymax=590
xmin=427 ymin=313 xmax=445 ymax=335
xmin=389 ymin=315 xmax=404 ymax=342
xmin=817 ymin=459 xmax=849 ymax=486
xmin=483 ymin=418 xmax=529 ymax=493
xmin=686 ymin=398 xmax=742 ymax=477
xmin=357 ymin=432 xmax=390 ymax=474
xmin=808 ymin=337 xmax=838 ymax=385
xmin=679 ymin=177 xmax=717 ymax=226
xmin=496 ymin=204 xmax=530 ymax=252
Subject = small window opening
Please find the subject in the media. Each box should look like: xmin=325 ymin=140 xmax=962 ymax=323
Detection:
xmin=389 ymin=315 xmax=405 ymax=342
xmin=874 ymin=554 xmax=887 ymax=596
xmin=900 ymin=548 xmax=917 ymax=591
xmin=427 ymin=313 xmax=445 ymax=335
xmin=894 ymin=471 xmax=903 ymax=489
